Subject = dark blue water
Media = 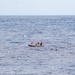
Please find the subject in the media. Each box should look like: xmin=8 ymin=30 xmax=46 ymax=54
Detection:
xmin=0 ymin=16 xmax=75 ymax=75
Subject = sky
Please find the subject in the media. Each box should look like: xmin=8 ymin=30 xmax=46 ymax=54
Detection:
xmin=0 ymin=0 xmax=75 ymax=15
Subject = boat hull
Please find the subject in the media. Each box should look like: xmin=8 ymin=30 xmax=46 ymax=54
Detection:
xmin=28 ymin=44 xmax=42 ymax=47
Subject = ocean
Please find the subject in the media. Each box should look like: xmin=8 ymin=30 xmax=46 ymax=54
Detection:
xmin=0 ymin=16 xmax=75 ymax=75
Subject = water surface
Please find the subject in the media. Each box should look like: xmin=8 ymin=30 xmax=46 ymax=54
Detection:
xmin=0 ymin=16 xmax=75 ymax=75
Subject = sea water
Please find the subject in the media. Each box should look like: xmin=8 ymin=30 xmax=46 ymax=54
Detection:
xmin=0 ymin=16 xmax=75 ymax=75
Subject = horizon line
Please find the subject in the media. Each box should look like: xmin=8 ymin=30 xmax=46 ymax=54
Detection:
xmin=0 ymin=15 xmax=75 ymax=16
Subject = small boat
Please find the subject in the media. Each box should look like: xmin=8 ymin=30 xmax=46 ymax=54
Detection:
xmin=28 ymin=42 xmax=43 ymax=47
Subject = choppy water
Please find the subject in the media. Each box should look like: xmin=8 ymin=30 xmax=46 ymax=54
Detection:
xmin=0 ymin=16 xmax=75 ymax=75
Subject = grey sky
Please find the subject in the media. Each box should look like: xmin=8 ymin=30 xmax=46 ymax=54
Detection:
xmin=0 ymin=0 xmax=75 ymax=15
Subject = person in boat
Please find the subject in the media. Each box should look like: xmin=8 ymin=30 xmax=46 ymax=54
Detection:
xmin=35 ymin=42 xmax=39 ymax=45
xmin=35 ymin=42 xmax=42 ymax=46
xmin=31 ymin=42 xmax=33 ymax=44
xmin=39 ymin=42 xmax=42 ymax=45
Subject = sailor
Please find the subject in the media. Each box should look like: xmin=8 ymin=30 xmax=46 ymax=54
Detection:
xmin=31 ymin=42 xmax=33 ymax=44
xmin=35 ymin=42 xmax=39 ymax=45
xmin=39 ymin=42 xmax=42 ymax=45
